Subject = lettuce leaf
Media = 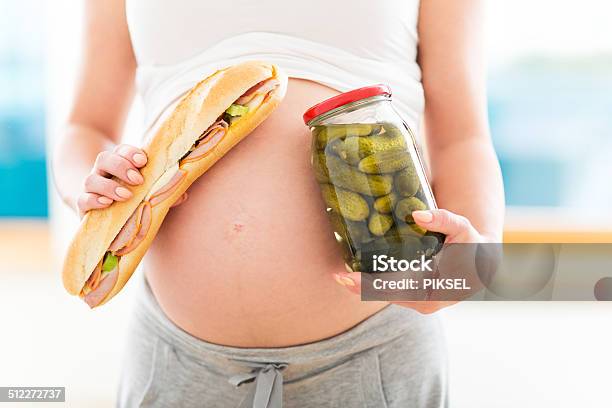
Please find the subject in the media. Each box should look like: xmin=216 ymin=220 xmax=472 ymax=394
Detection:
xmin=102 ymin=252 xmax=119 ymax=272
xmin=225 ymin=104 xmax=249 ymax=117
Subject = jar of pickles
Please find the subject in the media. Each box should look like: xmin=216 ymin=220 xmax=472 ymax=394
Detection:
xmin=303 ymin=85 xmax=445 ymax=273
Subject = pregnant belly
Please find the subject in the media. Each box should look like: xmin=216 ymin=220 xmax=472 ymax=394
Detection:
xmin=144 ymin=79 xmax=387 ymax=347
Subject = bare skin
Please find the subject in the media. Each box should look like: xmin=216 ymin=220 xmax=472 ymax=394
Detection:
xmin=52 ymin=0 xmax=503 ymax=346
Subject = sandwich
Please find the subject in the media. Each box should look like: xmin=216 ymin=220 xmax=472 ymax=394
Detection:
xmin=62 ymin=61 xmax=287 ymax=308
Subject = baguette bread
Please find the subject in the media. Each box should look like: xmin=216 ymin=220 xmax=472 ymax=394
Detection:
xmin=62 ymin=61 xmax=287 ymax=307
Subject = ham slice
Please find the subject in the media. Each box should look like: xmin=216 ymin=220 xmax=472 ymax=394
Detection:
xmin=244 ymin=93 xmax=266 ymax=111
xmin=84 ymin=260 xmax=103 ymax=292
xmin=235 ymin=79 xmax=280 ymax=105
xmin=181 ymin=121 xmax=228 ymax=164
xmin=115 ymin=202 xmax=152 ymax=256
xmin=109 ymin=203 xmax=144 ymax=252
xmin=108 ymin=166 xmax=183 ymax=256
xmin=83 ymin=266 xmax=119 ymax=308
xmin=149 ymin=170 xmax=187 ymax=207
xmin=198 ymin=120 xmax=228 ymax=142
xmin=236 ymin=79 xmax=266 ymax=102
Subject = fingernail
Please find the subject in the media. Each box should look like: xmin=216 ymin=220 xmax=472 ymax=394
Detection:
xmin=116 ymin=186 xmax=132 ymax=199
xmin=412 ymin=210 xmax=433 ymax=223
xmin=127 ymin=168 xmax=143 ymax=184
xmin=133 ymin=153 xmax=147 ymax=166
xmin=97 ymin=196 xmax=112 ymax=205
xmin=333 ymin=273 xmax=356 ymax=287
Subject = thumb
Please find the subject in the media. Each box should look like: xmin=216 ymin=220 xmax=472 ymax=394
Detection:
xmin=412 ymin=209 xmax=472 ymax=238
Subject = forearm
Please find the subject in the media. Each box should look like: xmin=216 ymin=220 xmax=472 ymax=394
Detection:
xmin=428 ymin=136 xmax=505 ymax=242
xmin=52 ymin=124 xmax=115 ymax=212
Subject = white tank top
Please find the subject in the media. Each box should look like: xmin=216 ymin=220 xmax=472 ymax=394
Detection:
xmin=126 ymin=0 xmax=423 ymax=132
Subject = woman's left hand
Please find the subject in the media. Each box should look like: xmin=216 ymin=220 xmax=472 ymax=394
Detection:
xmin=333 ymin=209 xmax=485 ymax=314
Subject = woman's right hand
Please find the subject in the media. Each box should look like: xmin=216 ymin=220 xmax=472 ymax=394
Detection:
xmin=77 ymin=144 xmax=148 ymax=218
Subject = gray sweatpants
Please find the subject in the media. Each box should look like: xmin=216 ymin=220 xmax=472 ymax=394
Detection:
xmin=117 ymin=274 xmax=448 ymax=408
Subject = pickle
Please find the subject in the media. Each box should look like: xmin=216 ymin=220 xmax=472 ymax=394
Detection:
xmin=326 ymin=155 xmax=393 ymax=197
xmin=346 ymin=220 xmax=373 ymax=246
xmin=397 ymin=222 xmax=427 ymax=237
xmin=321 ymin=184 xmax=369 ymax=221
xmin=368 ymin=212 xmax=394 ymax=236
xmin=385 ymin=233 xmax=423 ymax=248
xmin=315 ymin=124 xmax=377 ymax=149
xmin=346 ymin=131 xmax=408 ymax=158
xmin=312 ymin=151 xmax=330 ymax=183
xmin=332 ymin=137 xmax=363 ymax=165
xmin=358 ymin=150 xmax=411 ymax=174
xmin=421 ymin=235 xmax=441 ymax=248
xmin=363 ymin=133 xmax=407 ymax=158
xmin=328 ymin=211 xmax=373 ymax=246
xmin=385 ymin=226 xmax=444 ymax=258
xmin=347 ymin=220 xmax=373 ymax=245
xmin=328 ymin=210 xmax=348 ymax=240
xmin=373 ymin=193 xmax=398 ymax=214
xmin=384 ymin=225 xmax=424 ymax=241
xmin=388 ymin=233 xmax=425 ymax=261
xmin=399 ymin=238 xmax=426 ymax=261
xmin=345 ymin=124 xmax=376 ymax=137
xmin=314 ymin=125 xmax=347 ymax=149
xmin=415 ymin=187 xmax=433 ymax=206
xmin=326 ymin=137 xmax=343 ymax=156
xmin=383 ymin=123 xmax=411 ymax=138
xmin=395 ymin=165 xmax=420 ymax=197
xmin=394 ymin=197 xmax=427 ymax=223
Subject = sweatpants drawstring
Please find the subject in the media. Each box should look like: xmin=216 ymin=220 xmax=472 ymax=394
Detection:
xmin=229 ymin=362 xmax=288 ymax=408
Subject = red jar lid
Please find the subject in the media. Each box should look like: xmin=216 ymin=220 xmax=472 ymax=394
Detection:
xmin=303 ymin=84 xmax=392 ymax=125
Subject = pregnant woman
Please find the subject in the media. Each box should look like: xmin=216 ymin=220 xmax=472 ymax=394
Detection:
xmin=52 ymin=0 xmax=504 ymax=407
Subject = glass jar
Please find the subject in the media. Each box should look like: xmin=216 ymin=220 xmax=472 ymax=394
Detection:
xmin=303 ymin=85 xmax=445 ymax=273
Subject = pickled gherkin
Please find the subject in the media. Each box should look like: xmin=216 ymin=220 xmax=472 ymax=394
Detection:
xmin=368 ymin=213 xmax=394 ymax=236
xmin=383 ymin=225 xmax=424 ymax=243
xmin=344 ymin=124 xmax=377 ymax=137
xmin=314 ymin=124 xmax=377 ymax=149
xmin=384 ymin=231 xmax=422 ymax=245
xmin=320 ymin=184 xmax=369 ymax=221
xmin=312 ymin=151 xmax=330 ymax=183
xmin=373 ymin=193 xmax=398 ymax=214
xmin=421 ymin=235 xmax=443 ymax=255
xmin=381 ymin=122 xmax=404 ymax=136
xmin=394 ymin=197 xmax=427 ymax=223
xmin=395 ymin=164 xmax=419 ymax=197
xmin=358 ymin=150 xmax=411 ymax=174
xmin=328 ymin=211 xmax=372 ymax=244
xmin=397 ymin=222 xmax=427 ymax=237
xmin=328 ymin=210 xmax=347 ymax=239
xmin=362 ymin=130 xmax=407 ymax=156
xmin=336 ymin=130 xmax=407 ymax=159
xmin=346 ymin=220 xmax=373 ymax=245
xmin=314 ymin=125 xmax=346 ymax=149
xmin=326 ymin=154 xmax=393 ymax=197
xmin=331 ymin=137 xmax=363 ymax=165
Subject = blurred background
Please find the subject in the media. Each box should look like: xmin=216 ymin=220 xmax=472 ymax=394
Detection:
xmin=1 ymin=0 xmax=611 ymax=406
